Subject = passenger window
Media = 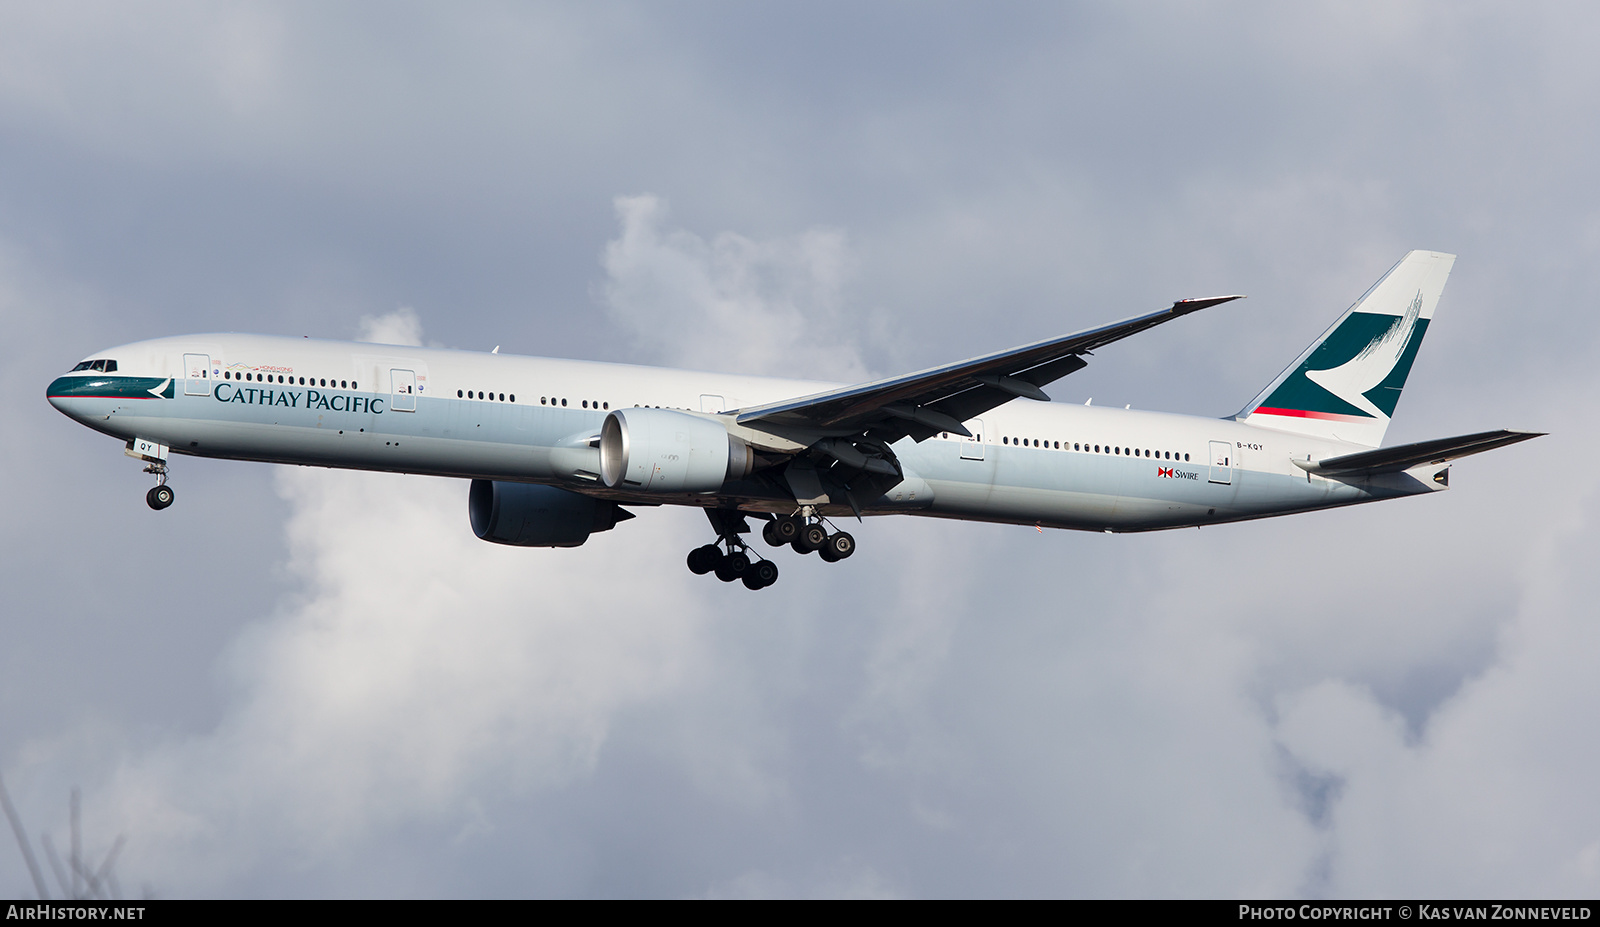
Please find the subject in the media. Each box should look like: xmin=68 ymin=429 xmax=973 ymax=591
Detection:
xmin=602 ymin=402 xmax=608 ymax=410
xmin=510 ymin=394 xmax=515 ymax=403
xmin=561 ymin=398 xmax=567 ymax=406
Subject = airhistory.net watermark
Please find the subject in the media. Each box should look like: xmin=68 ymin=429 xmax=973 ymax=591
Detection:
xmin=5 ymin=908 xmax=145 ymax=920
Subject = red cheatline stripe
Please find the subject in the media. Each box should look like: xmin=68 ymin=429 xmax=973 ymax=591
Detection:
xmin=47 ymin=393 xmax=162 ymax=400
xmin=1250 ymin=406 xmax=1373 ymax=423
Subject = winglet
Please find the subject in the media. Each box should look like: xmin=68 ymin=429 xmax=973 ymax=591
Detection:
xmin=1171 ymin=295 xmax=1245 ymax=316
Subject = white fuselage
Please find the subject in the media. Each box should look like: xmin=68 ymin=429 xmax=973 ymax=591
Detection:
xmin=47 ymin=333 xmax=1444 ymax=534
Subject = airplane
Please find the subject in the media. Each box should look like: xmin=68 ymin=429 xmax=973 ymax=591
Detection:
xmin=47 ymin=250 xmax=1541 ymax=590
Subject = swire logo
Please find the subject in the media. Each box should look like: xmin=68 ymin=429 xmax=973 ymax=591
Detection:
xmin=1158 ymin=467 xmax=1200 ymax=480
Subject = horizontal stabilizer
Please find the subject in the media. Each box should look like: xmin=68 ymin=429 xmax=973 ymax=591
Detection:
xmin=1293 ymin=429 xmax=1545 ymax=475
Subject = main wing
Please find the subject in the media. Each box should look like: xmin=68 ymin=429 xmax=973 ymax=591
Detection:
xmin=735 ymin=295 xmax=1243 ymax=444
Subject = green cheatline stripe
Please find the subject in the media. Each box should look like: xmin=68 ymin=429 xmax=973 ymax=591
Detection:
xmin=1258 ymin=313 xmax=1429 ymax=418
xmin=47 ymin=376 xmax=174 ymax=399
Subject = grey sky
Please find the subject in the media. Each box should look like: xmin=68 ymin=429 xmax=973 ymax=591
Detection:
xmin=1 ymin=2 xmax=1595 ymax=897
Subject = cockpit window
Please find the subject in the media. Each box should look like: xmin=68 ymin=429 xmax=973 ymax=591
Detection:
xmin=70 ymin=359 xmax=117 ymax=372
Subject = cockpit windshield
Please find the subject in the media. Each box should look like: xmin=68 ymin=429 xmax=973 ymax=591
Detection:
xmin=70 ymin=359 xmax=118 ymax=372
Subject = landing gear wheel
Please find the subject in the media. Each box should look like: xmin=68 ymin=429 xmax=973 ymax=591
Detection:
xmin=146 ymin=485 xmax=174 ymax=510
xmin=825 ymin=531 xmax=855 ymax=560
xmin=797 ymin=523 xmax=828 ymax=553
xmin=819 ymin=544 xmax=840 ymax=563
xmin=751 ymin=559 xmax=779 ymax=587
xmin=772 ymin=515 xmax=803 ymax=544
xmin=714 ymin=551 xmax=749 ymax=582
xmin=687 ymin=544 xmax=721 ymax=575
xmin=762 ymin=520 xmax=785 ymax=548
xmin=742 ymin=559 xmax=779 ymax=590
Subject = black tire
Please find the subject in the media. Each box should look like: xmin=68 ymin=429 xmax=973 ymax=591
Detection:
xmin=714 ymin=558 xmax=740 ymax=582
xmin=773 ymin=515 xmax=802 ymax=543
xmin=147 ymin=485 xmax=174 ymax=510
xmin=798 ymin=523 xmax=828 ymax=552
xmin=791 ymin=538 xmax=812 ymax=555
xmin=687 ymin=544 xmax=720 ymax=575
xmin=750 ymin=560 xmax=779 ymax=587
xmin=826 ymin=531 xmax=856 ymax=560
xmin=819 ymin=544 xmax=840 ymax=563
xmin=762 ymin=520 xmax=784 ymax=547
xmin=725 ymin=551 xmax=750 ymax=575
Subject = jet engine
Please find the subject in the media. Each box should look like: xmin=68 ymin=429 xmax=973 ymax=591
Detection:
xmin=468 ymin=479 xmax=632 ymax=547
xmin=598 ymin=407 xmax=753 ymax=493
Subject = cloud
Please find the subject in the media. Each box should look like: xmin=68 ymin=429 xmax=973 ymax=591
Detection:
xmin=600 ymin=194 xmax=870 ymax=381
xmin=357 ymin=306 xmax=423 ymax=347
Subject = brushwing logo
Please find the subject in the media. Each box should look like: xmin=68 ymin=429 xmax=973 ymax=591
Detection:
xmin=1303 ymin=289 xmax=1424 ymax=420
xmin=1252 ymin=288 xmax=1431 ymax=423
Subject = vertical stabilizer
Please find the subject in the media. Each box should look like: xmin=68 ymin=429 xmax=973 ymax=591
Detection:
xmin=1237 ymin=250 xmax=1455 ymax=447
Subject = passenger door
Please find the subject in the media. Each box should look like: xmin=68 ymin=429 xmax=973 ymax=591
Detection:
xmin=1208 ymin=440 xmax=1232 ymax=484
xmin=960 ymin=419 xmax=986 ymax=460
xmin=183 ymin=353 xmax=212 ymax=396
xmin=391 ymin=368 xmax=417 ymax=412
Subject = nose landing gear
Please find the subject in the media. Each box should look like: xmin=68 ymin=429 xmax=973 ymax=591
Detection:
xmin=127 ymin=438 xmax=175 ymax=511
xmin=146 ymin=481 xmax=174 ymax=510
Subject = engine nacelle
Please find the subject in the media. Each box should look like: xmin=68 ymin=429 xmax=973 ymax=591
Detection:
xmin=598 ymin=407 xmax=752 ymax=493
xmin=468 ymin=480 xmax=630 ymax=547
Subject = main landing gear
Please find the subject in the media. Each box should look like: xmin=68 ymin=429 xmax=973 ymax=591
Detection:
xmin=762 ymin=513 xmax=855 ymax=563
xmin=687 ymin=542 xmax=780 ymax=590
xmin=686 ymin=509 xmax=856 ymax=591
xmin=687 ymin=508 xmax=780 ymax=590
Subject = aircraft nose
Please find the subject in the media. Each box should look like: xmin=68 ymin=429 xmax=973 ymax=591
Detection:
xmin=46 ymin=376 xmax=73 ymax=410
xmin=46 ymin=376 xmax=90 ymax=420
